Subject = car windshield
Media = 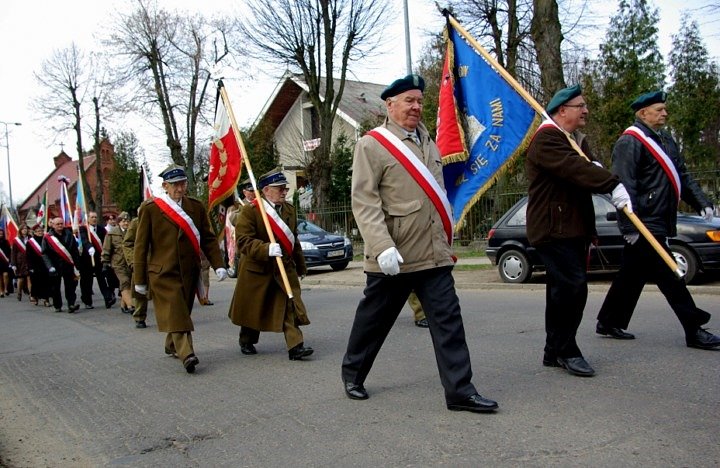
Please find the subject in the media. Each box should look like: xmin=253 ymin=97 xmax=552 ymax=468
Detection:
xmin=297 ymin=220 xmax=327 ymax=235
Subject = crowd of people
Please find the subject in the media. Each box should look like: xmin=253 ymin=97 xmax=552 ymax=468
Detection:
xmin=2 ymin=74 xmax=718 ymax=414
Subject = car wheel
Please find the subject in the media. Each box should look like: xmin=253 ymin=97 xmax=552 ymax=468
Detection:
xmin=670 ymin=245 xmax=697 ymax=284
xmin=498 ymin=249 xmax=531 ymax=283
xmin=330 ymin=261 xmax=349 ymax=271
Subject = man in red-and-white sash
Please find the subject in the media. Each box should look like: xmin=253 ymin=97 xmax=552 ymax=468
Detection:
xmin=133 ymin=164 xmax=227 ymax=374
xmin=597 ymin=90 xmax=720 ymax=350
xmin=228 ymin=168 xmax=313 ymax=361
xmin=341 ymin=74 xmax=498 ymax=413
xmin=42 ymin=217 xmax=81 ymax=312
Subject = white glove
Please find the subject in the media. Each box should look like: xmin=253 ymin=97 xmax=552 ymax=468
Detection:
xmin=215 ymin=268 xmax=228 ymax=281
xmin=611 ymin=183 xmax=633 ymax=213
xmin=11 ymin=265 xmax=17 ymax=273
xmin=377 ymin=247 xmax=404 ymax=276
xmin=269 ymin=243 xmax=282 ymax=257
xmin=48 ymin=267 xmax=56 ymax=274
xmin=591 ymin=160 xmax=603 ymax=168
xmin=624 ymin=233 xmax=639 ymax=245
xmin=701 ymin=206 xmax=714 ymax=222
xmin=88 ymin=247 xmax=96 ymax=256
xmin=135 ymin=284 xmax=148 ymax=295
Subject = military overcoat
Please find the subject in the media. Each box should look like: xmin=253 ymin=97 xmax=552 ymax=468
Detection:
xmin=133 ymin=196 xmax=224 ymax=332
xmin=228 ymin=200 xmax=308 ymax=331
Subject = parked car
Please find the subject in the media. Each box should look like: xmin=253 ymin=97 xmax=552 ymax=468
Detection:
xmin=486 ymin=194 xmax=720 ymax=284
xmin=298 ymin=219 xmax=353 ymax=271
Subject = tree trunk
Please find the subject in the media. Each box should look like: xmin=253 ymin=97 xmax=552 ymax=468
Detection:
xmin=93 ymin=97 xmax=104 ymax=219
xmin=530 ymin=0 xmax=566 ymax=103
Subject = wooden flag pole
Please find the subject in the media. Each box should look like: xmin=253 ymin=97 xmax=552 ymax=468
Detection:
xmin=218 ymin=84 xmax=294 ymax=299
xmin=444 ymin=12 xmax=681 ymax=278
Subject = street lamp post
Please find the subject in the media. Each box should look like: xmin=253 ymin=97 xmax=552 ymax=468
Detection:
xmin=0 ymin=120 xmax=22 ymax=213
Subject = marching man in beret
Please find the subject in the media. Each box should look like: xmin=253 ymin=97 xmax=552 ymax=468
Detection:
xmin=596 ymin=91 xmax=720 ymax=350
xmin=341 ymin=74 xmax=498 ymax=413
xmin=526 ymin=84 xmax=632 ymax=377
xmin=133 ymin=164 xmax=227 ymax=373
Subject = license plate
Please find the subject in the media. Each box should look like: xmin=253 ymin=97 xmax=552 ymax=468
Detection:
xmin=327 ymin=249 xmax=344 ymax=258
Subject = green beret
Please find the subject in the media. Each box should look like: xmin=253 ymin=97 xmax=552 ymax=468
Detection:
xmin=380 ymin=74 xmax=425 ymax=100
xmin=630 ymin=90 xmax=666 ymax=111
xmin=546 ymin=84 xmax=583 ymax=115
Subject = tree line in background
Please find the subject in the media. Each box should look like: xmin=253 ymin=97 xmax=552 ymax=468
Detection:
xmin=32 ymin=0 xmax=720 ymax=218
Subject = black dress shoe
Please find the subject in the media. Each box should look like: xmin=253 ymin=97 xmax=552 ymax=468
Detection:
xmin=183 ymin=354 xmax=199 ymax=373
xmin=135 ymin=320 xmax=147 ymax=329
xmin=85 ymin=304 xmax=94 ymax=310
xmin=164 ymin=347 xmax=177 ymax=357
xmin=542 ymin=355 xmax=561 ymax=367
xmin=596 ymin=322 xmax=635 ymax=339
xmin=447 ymin=394 xmax=499 ymax=413
xmin=557 ymin=356 xmax=595 ymax=377
xmin=343 ymin=381 xmax=369 ymax=400
xmin=414 ymin=318 xmax=429 ymax=328
xmin=54 ymin=308 xmax=63 ymax=313
xmin=240 ymin=344 xmax=257 ymax=355
xmin=68 ymin=304 xmax=79 ymax=313
xmin=288 ymin=343 xmax=314 ymax=360
xmin=105 ymin=297 xmax=116 ymax=309
xmin=686 ymin=328 xmax=720 ymax=350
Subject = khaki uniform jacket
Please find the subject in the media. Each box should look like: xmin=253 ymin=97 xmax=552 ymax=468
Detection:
xmin=133 ymin=196 xmax=224 ymax=332
xmin=228 ymin=200 xmax=308 ymax=331
xmin=101 ymin=226 xmax=131 ymax=289
xmin=526 ymin=125 xmax=619 ymax=245
xmin=352 ymin=118 xmax=454 ymax=273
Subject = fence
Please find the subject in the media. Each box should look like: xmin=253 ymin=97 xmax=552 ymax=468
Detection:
xmin=297 ymin=169 xmax=720 ymax=244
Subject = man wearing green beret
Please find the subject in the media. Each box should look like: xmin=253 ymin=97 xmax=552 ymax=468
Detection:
xmin=526 ymin=84 xmax=633 ymax=377
xmin=596 ymin=91 xmax=720 ymax=350
xmin=341 ymin=74 xmax=498 ymax=413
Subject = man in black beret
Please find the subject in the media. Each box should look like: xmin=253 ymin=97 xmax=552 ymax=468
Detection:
xmin=341 ymin=74 xmax=498 ymax=413
xmin=596 ymin=91 xmax=720 ymax=350
xmin=526 ymin=84 xmax=632 ymax=377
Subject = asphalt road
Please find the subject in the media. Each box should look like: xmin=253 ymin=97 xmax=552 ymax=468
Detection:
xmin=0 ymin=265 xmax=718 ymax=467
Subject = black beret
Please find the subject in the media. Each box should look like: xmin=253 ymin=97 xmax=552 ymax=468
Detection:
xmin=630 ymin=90 xmax=666 ymax=111
xmin=380 ymin=74 xmax=425 ymax=100
xmin=546 ymin=84 xmax=583 ymax=114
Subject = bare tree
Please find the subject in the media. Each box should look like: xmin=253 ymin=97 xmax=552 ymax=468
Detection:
xmin=34 ymin=42 xmax=94 ymax=206
xmin=240 ymin=0 xmax=390 ymax=207
xmin=105 ymin=0 xmax=238 ymax=193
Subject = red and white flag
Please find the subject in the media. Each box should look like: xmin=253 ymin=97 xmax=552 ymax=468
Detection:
xmin=141 ymin=165 xmax=154 ymax=200
xmin=208 ymin=81 xmax=243 ymax=211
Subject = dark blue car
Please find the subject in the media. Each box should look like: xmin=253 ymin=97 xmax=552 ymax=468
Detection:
xmin=298 ymin=219 xmax=353 ymax=271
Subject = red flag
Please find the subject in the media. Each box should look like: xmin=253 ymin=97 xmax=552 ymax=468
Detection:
xmin=435 ymin=39 xmax=468 ymax=164
xmin=208 ymin=84 xmax=243 ymax=211
xmin=141 ymin=165 xmax=154 ymax=200
xmin=1 ymin=205 xmax=18 ymax=246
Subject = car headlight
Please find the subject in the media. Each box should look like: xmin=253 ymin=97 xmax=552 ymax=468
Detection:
xmin=706 ymin=230 xmax=720 ymax=242
xmin=344 ymin=237 xmax=351 ymax=246
xmin=300 ymin=241 xmax=315 ymax=251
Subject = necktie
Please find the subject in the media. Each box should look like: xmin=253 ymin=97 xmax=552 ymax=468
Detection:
xmin=407 ymin=132 xmax=420 ymax=146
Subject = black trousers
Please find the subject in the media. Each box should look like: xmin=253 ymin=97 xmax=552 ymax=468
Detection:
xmin=341 ymin=266 xmax=477 ymax=404
xmin=50 ymin=267 xmax=78 ymax=309
xmin=79 ymin=259 xmax=111 ymax=306
xmin=535 ymin=239 xmax=588 ymax=359
xmin=597 ymin=235 xmax=710 ymax=335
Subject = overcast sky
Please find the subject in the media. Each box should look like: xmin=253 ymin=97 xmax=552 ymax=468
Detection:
xmin=1 ymin=0 xmax=718 ymax=205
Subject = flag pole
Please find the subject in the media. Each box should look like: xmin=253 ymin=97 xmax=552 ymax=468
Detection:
xmin=218 ymin=83 xmax=294 ymax=299
xmin=443 ymin=12 xmax=680 ymax=277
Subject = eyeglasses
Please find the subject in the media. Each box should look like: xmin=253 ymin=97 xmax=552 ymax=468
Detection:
xmin=273 ymin=186 xmax=290 ymax=192
xmin=563 ymin=103 xmax=588 ymax=109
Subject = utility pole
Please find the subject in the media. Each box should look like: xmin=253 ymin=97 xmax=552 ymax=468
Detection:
xmin=0 ymin=120 xmax=21 ymax=214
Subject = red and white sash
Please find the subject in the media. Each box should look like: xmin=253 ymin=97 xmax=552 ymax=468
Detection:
xmin=253 ymin=198 xmax=295 ymax=254
xmin=623 ymin=126 xmax=681 ymax=202
xmin=154 ymin=194 xmax=205 ymax=300
xmin=367 ymin=127 xmax=454 ymax=245
xmin=28 ymin=238 xmax=43 ymax=256
xmin=88 ymin=226 xmax=103 ymax=251
xmin=13 ymin=237 xmax=26 ymax=254
xmin=45 ymin=233 xmax=75 ymax=266
xmin=155 ymin=194 xmax=201 ymax=258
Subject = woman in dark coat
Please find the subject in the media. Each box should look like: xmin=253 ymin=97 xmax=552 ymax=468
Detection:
xmin=26 ymin=224 xmax=50 ymax=306
xmin=10 ymin=224 xmax=31 ymax=301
